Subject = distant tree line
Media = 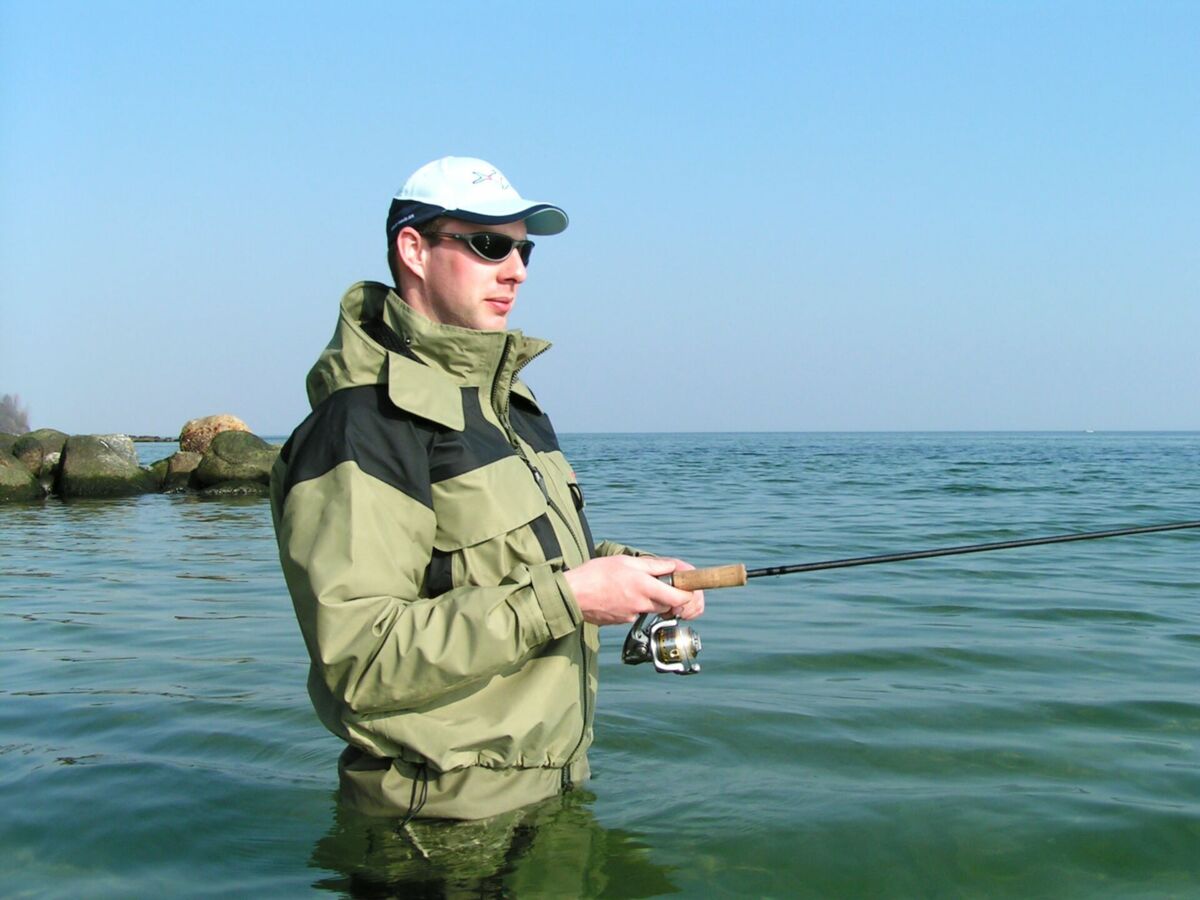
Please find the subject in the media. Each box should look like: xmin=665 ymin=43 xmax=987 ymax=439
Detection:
xmin=1 ymin=394 xmax=31 ymax=434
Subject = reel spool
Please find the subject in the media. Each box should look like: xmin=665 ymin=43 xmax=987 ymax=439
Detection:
xmin=621 ymin=613 xmax=702 ymax=675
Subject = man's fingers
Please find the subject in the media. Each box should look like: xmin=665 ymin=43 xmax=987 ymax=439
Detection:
xmin=675 ymin=590 xmax=705 ymax=620
xmin=570 ymin=554 xmax=707 ymax=627
xmin=632 ymin=556 xmax=681 ymax=577
xmin=635 ymin=559 xmax=706 ymax=616
xmin=644 ymin=576 xmax=695 ymax=608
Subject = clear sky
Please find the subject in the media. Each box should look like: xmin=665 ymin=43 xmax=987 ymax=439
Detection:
xmin=1 ymin=1 xmax=1196 ymax=436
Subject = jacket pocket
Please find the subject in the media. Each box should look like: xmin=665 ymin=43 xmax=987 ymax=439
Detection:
xmin=534 ymin=451 xmax=597 ymax=563
xmin=430 ymin=455 xmax=551 ymax=585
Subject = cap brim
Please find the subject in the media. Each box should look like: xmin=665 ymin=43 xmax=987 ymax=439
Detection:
xmin=443 ymin=202 xmax=568 ymax=235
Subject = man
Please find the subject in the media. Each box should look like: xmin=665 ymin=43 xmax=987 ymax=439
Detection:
xmin=271 ymin=157 xmax=704 ymax=822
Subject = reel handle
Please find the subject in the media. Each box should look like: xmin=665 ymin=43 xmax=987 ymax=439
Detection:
xmin=666 ymin=563 xmax=747 ymax=591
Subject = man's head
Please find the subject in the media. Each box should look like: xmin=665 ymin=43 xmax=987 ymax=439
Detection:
xmin=386 ymin=157 xmax=568 ymax=331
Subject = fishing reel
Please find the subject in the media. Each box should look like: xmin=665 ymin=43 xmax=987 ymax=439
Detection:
xmin=621 ymin=612 xmax=702 ymax=675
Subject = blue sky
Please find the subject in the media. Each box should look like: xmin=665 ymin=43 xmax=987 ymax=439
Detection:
xmin=1 ymin=1 xmax=1196 ymax=435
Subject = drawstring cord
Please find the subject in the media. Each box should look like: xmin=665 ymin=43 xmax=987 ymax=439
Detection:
xmin=396 ymin=762 xmax=429 ymax=830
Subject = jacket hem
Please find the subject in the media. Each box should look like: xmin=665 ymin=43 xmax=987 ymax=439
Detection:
xmin=338 ymin=746 xmax=591 ymax=821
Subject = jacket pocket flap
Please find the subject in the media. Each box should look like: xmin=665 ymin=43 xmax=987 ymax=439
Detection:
xmin=387 ymin=352 xmax=464 ymax=432
xmin=431 ymin=455 xmax=545 ymax=550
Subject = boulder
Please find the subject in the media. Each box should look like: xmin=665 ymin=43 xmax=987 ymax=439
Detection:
xmin=12 ymin=428 xmax=68 ymax=475
xmin=163 ymin=451 xmax=202 ymax=492
xmin=0 ymin=454 xmax=42 ymax=502
xmin=147 ymin=457 xmax=171 ymax=492
xmin=192 ymin=431 xmax=278 ymax=488
xmin=0 ymin=433 xmax=18 ymax=457
xmin=57 ymin=434 xmax=158 ymax=498
xmin=179 ymin=414 xmax=249 ymax=454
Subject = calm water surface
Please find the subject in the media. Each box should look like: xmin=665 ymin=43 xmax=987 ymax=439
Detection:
xmin=2 ymin=432 xmax=1198 ymax=898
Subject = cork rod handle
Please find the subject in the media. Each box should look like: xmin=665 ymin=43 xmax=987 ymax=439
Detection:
xmin=669 ymin=564 xmax=748 ymax=591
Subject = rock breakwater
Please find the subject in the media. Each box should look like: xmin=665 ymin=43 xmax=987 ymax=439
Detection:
xmin=0 ymin=415 xmax=279 ymax=502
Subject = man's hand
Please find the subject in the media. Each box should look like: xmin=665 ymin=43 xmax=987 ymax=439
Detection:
xmin=563 ymin=555 xmax=706 ymax=627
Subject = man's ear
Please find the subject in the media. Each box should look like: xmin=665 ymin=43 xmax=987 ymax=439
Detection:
xmin=395 ymin=226 xmax=426 ymax=281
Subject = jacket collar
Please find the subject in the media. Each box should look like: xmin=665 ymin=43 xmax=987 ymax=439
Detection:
xmin=305 ymin=281 xmax=548 ymax=431
xmin=381 ymin=289 xmax=550 ymax=388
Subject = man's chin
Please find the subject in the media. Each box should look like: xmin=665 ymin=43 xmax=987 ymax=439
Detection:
xmin=481 ymin=302 xmax=513 ymax=329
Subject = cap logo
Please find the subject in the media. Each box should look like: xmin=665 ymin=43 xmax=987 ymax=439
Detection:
xmin=472 ymin=168 xmax=510 ymax=190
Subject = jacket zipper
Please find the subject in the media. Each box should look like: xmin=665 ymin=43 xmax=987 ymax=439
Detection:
xmin=495 ymin=335 xmax=591 ymax=786
xmin=498 ymin=338 xmax=590 ymax=564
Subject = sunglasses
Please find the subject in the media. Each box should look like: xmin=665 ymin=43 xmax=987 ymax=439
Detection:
xmin=423 ymin=231 xmax=535 ymax=266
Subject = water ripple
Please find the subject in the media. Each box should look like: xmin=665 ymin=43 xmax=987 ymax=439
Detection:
xmin=1 ymin=432 xmax=1197 ymax=897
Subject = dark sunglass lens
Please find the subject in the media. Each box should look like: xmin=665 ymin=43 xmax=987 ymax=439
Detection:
xmin=518 ymin=242 xmax=533 ymax=266
xmin=469 ymin=233 xmax=513 ymax=261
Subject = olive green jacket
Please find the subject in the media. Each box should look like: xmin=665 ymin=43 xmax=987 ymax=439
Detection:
xmin=271 ymin=281 xmax=633 ymax=820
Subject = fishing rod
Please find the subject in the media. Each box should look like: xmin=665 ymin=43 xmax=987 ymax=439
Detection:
xmin=622 ymin=520 xmax=1200 ymax=675
xmin=667 ymin=520 xmax=1200 ymax=590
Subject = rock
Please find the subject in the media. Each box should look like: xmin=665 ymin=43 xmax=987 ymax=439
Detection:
xmin=193 ymin=431 xmax=277 ymax=488
xmin=12 ymin=428 xmax=68 ymax=475
xmin=0 ymin=454 xmax=42 ymax=502
xmin=164 ymin=451 xmax=202 ymax=492
xmin=57 ymin=434 xmax=158 ymax=498
xmin=179 ymin=414 xmax=249 ymax=454
xmin=37 ymin=451 xmax=62 ymax=494
xmin=0 ymin=433 xmax=18 ymax=456
xmin=197 ymin=479 xmax=271 ymax=498
xmin=147 ymin=457 xmax=169 ymax=491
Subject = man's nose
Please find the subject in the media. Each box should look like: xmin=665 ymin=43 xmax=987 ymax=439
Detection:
xmin=500 ymin=249 xmax=527 ymax=284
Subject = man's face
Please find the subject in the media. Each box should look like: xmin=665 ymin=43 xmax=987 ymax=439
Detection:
xmin=411 ymin=217 xmax=529 ymax=331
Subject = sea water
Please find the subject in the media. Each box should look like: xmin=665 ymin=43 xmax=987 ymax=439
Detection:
xmin=1 ymin=432 xmax=1197 ymax=898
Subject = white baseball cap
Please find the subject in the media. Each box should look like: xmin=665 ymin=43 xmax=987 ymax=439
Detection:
xmin=386 ymin=156 xmax=568 ymax=238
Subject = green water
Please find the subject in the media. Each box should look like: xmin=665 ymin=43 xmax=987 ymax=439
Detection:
xmin=2 ymin=433 xmax=1198 ymax=897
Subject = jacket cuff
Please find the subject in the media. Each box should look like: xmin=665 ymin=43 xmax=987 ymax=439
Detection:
xmin=594 ymin=540 xmax=653 ymax=558
xmin=530 ymin=563 xmax=581 ymax=640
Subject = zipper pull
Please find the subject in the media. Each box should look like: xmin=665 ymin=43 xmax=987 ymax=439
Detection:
xmin=530 ymin=465 xmax=550 ymax=502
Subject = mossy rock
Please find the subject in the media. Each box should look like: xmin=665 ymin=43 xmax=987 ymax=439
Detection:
xmin=0 ymin=454 xmax=43 ymax=502
xmin=12 ymin=428 xmax=68 ymax=475
xmin=163 ymin=451 xmax=202 ymax=492
xmin=148 ymin=458 xmax=169 ymax=491
xmin=57 ymin=434 xmax=158 ymax=499
xmin=0 ymin=433 xmax=19 ymax=457
xmin=193 ymin=431 xmax=278 ymax=487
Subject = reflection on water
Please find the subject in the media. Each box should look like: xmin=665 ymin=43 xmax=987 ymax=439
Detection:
xmin=311 ymin=790 xmax=677 ymax=898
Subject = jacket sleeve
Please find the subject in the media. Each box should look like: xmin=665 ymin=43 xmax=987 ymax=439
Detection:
xmin=271 ymin=399 xmax=582 ymax=717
